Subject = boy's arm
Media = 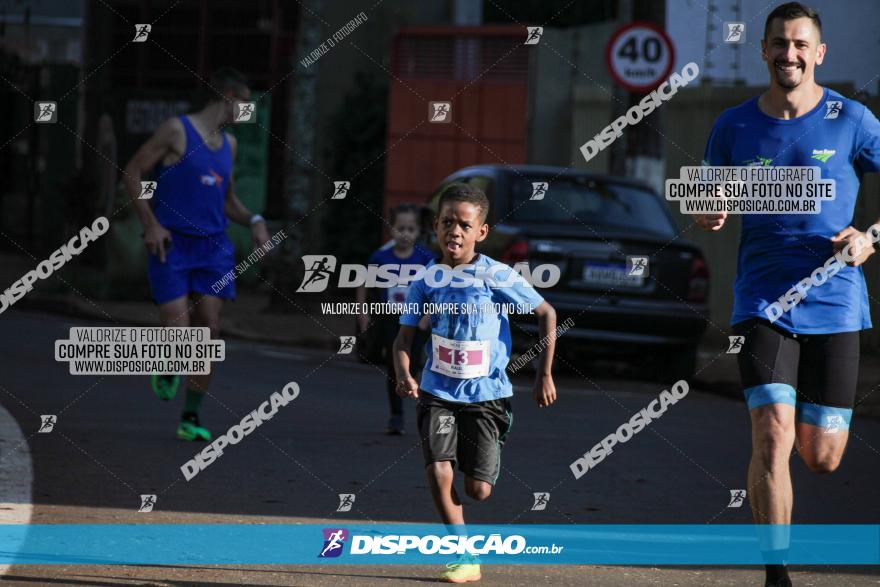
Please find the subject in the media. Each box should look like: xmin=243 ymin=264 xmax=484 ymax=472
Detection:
xmin=392 ymin=325 xmax=419 ymax=398
xmin=532 ymin=301 xmax=557 ymax=407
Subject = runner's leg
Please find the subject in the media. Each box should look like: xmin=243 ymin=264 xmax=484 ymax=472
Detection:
xmin=748 ymin=404 xmax=796 ymax=524
xmin=151 ymin=296 xmax=190 ymax=400
xmin=158 ymin=296 xmax=190 ymax=327
xmin=794 ymin=331 xmax=858 ymax=474
xmin=187 ymin=293 xmax=223 ymax=394
xmin=418 ymin=395 xmax=464 ymax=524
xmin=463 ymin=476 xmax=492 ymax=501
xmin=426 ymin=461 xmax=465 ymax=525
xmin=735 ymin=319 xmax=800 ymax=585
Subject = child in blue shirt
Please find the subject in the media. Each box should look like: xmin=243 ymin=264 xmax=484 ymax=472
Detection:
xmin=357 ymin=204 xmax=433 ymax=435
xmin=393 ymin=184 xmax=558 ymax=583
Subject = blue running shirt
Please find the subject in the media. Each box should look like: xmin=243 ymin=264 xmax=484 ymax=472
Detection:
xmin=367 ymin=245 xmax=435 ymax=304
xmin=400 ymin=255 xmax=545 ymax=403
xmin=704 ymin=88 xmax=880 ymax=333
xmin=152 ymin=116 xmax=232 ymax=236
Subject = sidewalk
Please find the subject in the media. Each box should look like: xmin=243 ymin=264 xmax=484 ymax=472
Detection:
xmin=3 ymin=253 xmax=879 ymax=417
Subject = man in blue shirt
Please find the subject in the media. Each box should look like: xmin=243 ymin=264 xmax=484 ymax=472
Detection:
xmin=699 ymin=4 xmax=880 ymax=586
xmin=393 ymin=184 xmax=558 ymax=583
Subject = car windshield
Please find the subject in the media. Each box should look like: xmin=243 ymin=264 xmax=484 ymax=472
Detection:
xmin=508 ymin=178 xmax=675 ymax=237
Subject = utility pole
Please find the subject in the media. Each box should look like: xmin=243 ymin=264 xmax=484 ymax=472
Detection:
xmin=608 ymin=0 xmax=667 ymax=195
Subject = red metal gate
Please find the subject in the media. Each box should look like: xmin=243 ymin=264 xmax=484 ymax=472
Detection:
xmin=384 ymin=26 xmax=529 ymax=213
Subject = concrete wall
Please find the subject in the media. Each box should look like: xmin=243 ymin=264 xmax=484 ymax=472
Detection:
xmin=527 ymin=22 xmax=619 ymax=166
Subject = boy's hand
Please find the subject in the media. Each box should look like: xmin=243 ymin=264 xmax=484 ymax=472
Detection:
xmin=396 ymin=374 xmax=419 ymax=398
xmin=532 ymin=373 xmax=556 ymax=407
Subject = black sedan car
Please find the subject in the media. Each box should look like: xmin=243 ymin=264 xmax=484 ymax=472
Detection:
xmin=422 ymin=165 xmax=710 ymax=380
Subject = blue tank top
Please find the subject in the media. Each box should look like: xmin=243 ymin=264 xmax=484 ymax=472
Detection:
xmin=152 ymin=115 xmax=232 ymax=236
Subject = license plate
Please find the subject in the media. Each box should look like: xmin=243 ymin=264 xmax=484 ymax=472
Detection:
xmin=582 ymin=262 xmax=644 ymax=287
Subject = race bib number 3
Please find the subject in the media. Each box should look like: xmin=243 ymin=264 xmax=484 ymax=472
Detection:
xmin=430 ymin=334 xmax=490 ymax=379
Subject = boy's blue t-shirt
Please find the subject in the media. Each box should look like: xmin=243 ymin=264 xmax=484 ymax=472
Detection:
xmin=703 ymin=88 xmax=880 ymax=334
xmin=399 ymin=254 xmax=545 ymax=403
xmin=367 ymin=244 xmax=435 ymax=304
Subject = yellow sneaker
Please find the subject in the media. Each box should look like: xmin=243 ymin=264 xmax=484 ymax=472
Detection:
xmin=440 ymin=555 xmax=481 ymax=583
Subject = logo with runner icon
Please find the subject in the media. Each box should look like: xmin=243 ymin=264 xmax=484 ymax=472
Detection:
xmin=318 ymin=528 xmax=349 ymax=557
xmin=525 ymin=27 xmax=543 ymax=45
xmin=530 ymin=182 xmax=548 ymax=200
xmin=332 ymin=181 xmax=350 ymax=200
xmin=436 ymin=416 xmax=455 ymax=435
xmin=38 ymin=414 xmax=57 ymax=433
xmin=824 ymin=101 xmax=842 ymax=119
xmin=133 ymin=24 xmax=151 ymax=42
xmin=727 ymin=489 xmax=746 ymax=508
xmin=336 ymin=494 xmax=355 ymax=513
xmin=531 ymin=492 xmax=550 ymax=511
xmin=627 ymin=256 xmax=648 ymax=277
xmin=338 ymin=336 xmax=356 ymax=355
xmin=727 ymin=336 xmax=745 ymax=354
xmin=297 ymin=256 xmax=338 ymax=292
xmin=823 ymin=414 xmax=845 ymax=434
xmin=138 ymin=494 xmax=157 ymax=512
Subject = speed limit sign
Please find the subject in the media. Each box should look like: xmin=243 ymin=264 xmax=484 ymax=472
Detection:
xmin=606 ymin=22 xmax=675 ymax=93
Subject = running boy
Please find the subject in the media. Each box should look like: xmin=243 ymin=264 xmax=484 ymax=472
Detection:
xmin=393 ymin=184 xmax=558 ymax=583
xmin=356 ymin=204 xmax=433 ymax=435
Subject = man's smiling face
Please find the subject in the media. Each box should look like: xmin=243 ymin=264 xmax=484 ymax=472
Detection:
xmin=762 ymin=16 xmax=825 ymax=91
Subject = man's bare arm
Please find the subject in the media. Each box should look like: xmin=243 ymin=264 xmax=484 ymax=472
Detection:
xmin=123 ymin=119 xmax=181 ymax=262
xmin=222 ymin=134 xmax=270 ymax=249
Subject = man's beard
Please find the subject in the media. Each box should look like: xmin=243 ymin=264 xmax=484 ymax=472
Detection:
xmin=773 ymin=60 xmax=804 ymax=89
xmin=775 ymin=71 xmax=801 ymax=88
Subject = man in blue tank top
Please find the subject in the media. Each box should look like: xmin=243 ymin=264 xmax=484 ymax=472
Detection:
xmin=124 ymin=68 xmax=270 ymax=442
xmin=699 ymin=4 xmax=880 ymax=586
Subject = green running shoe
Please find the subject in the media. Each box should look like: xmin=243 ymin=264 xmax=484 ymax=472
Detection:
xmin=440 ymin=555 xmax=481 ymax=583
xmin=150 ymin=374 xmax=180 ymax=401
xmin=177 ymin=413 xmax=212 ymax=442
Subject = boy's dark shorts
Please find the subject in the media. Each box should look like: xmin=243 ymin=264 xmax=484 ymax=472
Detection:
xmin=416 ymin=392 xmax=513 ymax=485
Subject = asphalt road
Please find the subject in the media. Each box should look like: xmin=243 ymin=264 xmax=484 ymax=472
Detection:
xmin=0 ymin=309 xmax=878 ymax=585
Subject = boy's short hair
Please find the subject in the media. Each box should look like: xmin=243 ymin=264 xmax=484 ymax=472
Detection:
xmin=764 ymin=2 xmax=821 ymax=40
xmin=437 ymin=183 xmax=490 ymax=223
